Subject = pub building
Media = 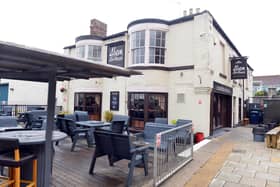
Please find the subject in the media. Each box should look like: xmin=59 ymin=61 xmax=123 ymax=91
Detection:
xmin=62 ymin=10 xmax=253 ymax=136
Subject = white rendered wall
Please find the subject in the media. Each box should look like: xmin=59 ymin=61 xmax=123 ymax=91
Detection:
xmin=0 ymin=79 xmax=63 ymax=106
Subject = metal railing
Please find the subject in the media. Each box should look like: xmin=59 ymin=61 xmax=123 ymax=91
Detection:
xmin=0 ymin=105 xmax=63 ymax=116
xmin=153 ymin=123 xmax=193 ymax=186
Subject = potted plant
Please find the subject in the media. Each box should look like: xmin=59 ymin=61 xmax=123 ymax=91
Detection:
xmin=171 ymin=119 xmax=177 ymax=125
xmin=104 ymin=110 xmax=113 ymax=122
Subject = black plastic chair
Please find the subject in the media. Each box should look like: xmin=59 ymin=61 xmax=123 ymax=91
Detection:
xmin=24 ymin=110 xmax=47 ymax=129
xmin=0 ymin=138 xmax=37 ymax=187
xmin=111 ymin=114 xmax=130 ymax=134
xmin=111 ymin=121 xmax=125 ymax=134
xmin=58 ymin=117 xmax=91 ymax=151
xmin=74 ymin=111 xmax=89 ymax=121
xmin=89 ymin=130 xmax=149 ymax=186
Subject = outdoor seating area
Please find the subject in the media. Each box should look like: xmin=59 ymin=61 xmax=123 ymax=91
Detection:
xmin=0 ymin=110 xmax=193 ymax=186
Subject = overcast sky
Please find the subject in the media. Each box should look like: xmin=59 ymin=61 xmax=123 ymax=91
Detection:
xmin=0 ymin=0 xmax=279 ymax=76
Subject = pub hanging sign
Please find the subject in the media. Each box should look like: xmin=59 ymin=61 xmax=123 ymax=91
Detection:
xmin=107 ymin=41 xmax=125 ymax=67
xmin=230 ymin=56 xmax=248 ymax=79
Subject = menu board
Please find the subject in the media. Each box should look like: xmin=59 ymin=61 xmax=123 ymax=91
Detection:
xmin=110 ymin=91 xmax=119 ymax=111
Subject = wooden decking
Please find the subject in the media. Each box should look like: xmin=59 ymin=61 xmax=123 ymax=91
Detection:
xmin=51 ymin=138 xmax=153 ymax=187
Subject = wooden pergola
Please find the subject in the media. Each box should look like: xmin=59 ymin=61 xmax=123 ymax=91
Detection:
xmin=0 ymin=40 xmax=141 ymax=187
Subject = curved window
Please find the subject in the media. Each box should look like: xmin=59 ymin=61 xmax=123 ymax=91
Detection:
xmin=76 ymin=46 xmax=85 ymax=58
xmin=149 ymin=30 xmax=166 ymax=64
xmin=88 ymin=45 xmax=102 ymax=61
xmin=131 ymin=31 xmax=145 ymax=64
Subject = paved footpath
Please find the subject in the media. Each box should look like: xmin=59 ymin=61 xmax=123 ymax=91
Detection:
xmin=209 ymin=127 xmax=280 ymax=187
xmin=160 ymin=126 xmax=280 ymax=187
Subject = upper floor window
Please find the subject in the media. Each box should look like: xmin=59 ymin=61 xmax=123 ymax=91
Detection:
xmin=88 ymin=45 xmax=102 ymax=61
xmin=131 ymin=31 xmax=145 ymax=64
xmin=76 ymin=46 xmax=85 ymax=58
xmin=149 ymin=30 xmax=166 ymax=64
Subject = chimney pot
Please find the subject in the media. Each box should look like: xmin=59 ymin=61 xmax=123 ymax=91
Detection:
xmin=189 ymin=8 xmax=193 ymax=15
xmin=183 ymin=10 xmax=187 ymax=16
xmin=196 ymin=8 xmax=200 ymax=13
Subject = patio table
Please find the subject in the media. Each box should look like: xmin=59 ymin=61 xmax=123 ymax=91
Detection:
xmin=75 ymin=120 xmax=111 ymax=145
xmin=0 ymin=130 xmax=67 ymax=186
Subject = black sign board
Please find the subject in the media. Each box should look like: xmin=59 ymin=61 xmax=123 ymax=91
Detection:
xmin=110 ymin=91 xmax=119 ymax=111
xmin=107 ymin=41 xmax=125 ymax=67
xmin=231 ymin=57 xmax=247 ymax=79
xmin=213 ymin=81 xmax=233 ymax=96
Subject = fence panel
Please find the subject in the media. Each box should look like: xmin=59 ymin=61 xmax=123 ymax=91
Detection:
xmin=153 ymin=123 xmax=193 ymax=186
xmin=0 ymin=105 xmax=63 ymax=116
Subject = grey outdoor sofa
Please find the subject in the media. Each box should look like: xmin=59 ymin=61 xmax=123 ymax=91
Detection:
xmin=0 ymin=116 xmax=18 ymax=127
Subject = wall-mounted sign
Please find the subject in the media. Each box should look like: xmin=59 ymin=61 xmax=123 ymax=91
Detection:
xmin=213 ymin=81 xmax=233 ymax=96
xmin=231 ymin=57 xmax=248 ymax=79
xmin=110 ymin=91 xmax=119 ymax=111
xmin=107 ymin=41 xmax=125 ymax=67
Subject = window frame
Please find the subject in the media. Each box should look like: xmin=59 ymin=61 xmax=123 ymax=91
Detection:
xmin=76 ymin=46 xmax=85 ymax=58
xmin=88 ymin=45 xmax=102 ymax=61
xmin=149 ymin=30 xmax=166 ymax=64
xmin=131 ymin=30 xmax=145 ymax=64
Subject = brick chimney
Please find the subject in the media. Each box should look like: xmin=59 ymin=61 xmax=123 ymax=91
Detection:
xmin=90 ymin=19 xmax=107 ymax=37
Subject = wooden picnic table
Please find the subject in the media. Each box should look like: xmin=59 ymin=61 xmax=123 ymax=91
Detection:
xmin=265 ymin=126 xmax=280 ymax=149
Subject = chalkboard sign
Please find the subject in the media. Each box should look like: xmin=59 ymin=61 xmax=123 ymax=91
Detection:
xmin=110 ymin=91 xmax=119 ymax=111
xmin=231 ymin=57 xmax=247 ymax=79
xmin=107 ymin=41 xmax=125 ymax=67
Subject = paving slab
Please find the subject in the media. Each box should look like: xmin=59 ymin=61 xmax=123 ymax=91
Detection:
xmin=223 ymin=182 xmax=250 ymax=187
xmin=247 ymin=163 xmax=268 ymax=172
xmin=239 ymin=176 xmax=266 ymax=187
xmin=208 ymin=178 xmax=225 ymax=187
xmin=232 ymin=168 xmax=256 ymax=177
xmin=268 ymin=167 xmax=280 ymax=176
xmin=255 ymin=172 xmax=280 ymax=182
xmin=216 ymin=171 xmax=241 ymax=183
xmin=266 ymin=180 xmax=280 ymax=187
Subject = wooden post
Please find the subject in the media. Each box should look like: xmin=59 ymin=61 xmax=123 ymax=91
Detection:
xmin=44 ymin=72 xmax=57 ymax=187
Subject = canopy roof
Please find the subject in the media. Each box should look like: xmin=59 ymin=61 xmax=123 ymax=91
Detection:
xmin=0 ymin=41 xmax=141 ymax=82
xmin=0 ymin=40 xmax=141 ymax=187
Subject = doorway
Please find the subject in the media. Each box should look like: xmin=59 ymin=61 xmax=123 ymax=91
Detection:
xmin=74 ymin=92 xmax=102 ymax=120
xmin=238 ymin=98 xmax=242 ymax=121
xmin=233 ymin=96 xmax=236 ymax=125
xmin=0 ymin=84 xmax=9 ymax=104
xmin=212 ymin=93 xmax=232 ymax=130
xmin=128 ymin=92 xmax=168 ymax=130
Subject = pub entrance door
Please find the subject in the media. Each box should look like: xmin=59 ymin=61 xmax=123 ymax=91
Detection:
xmin=212 ymin=93 xmax=232 ymax=130
xmin=74 ymin=92 xmax=102 ymax=120
xmin=210 ymin=82 xmax=233 ymax=134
